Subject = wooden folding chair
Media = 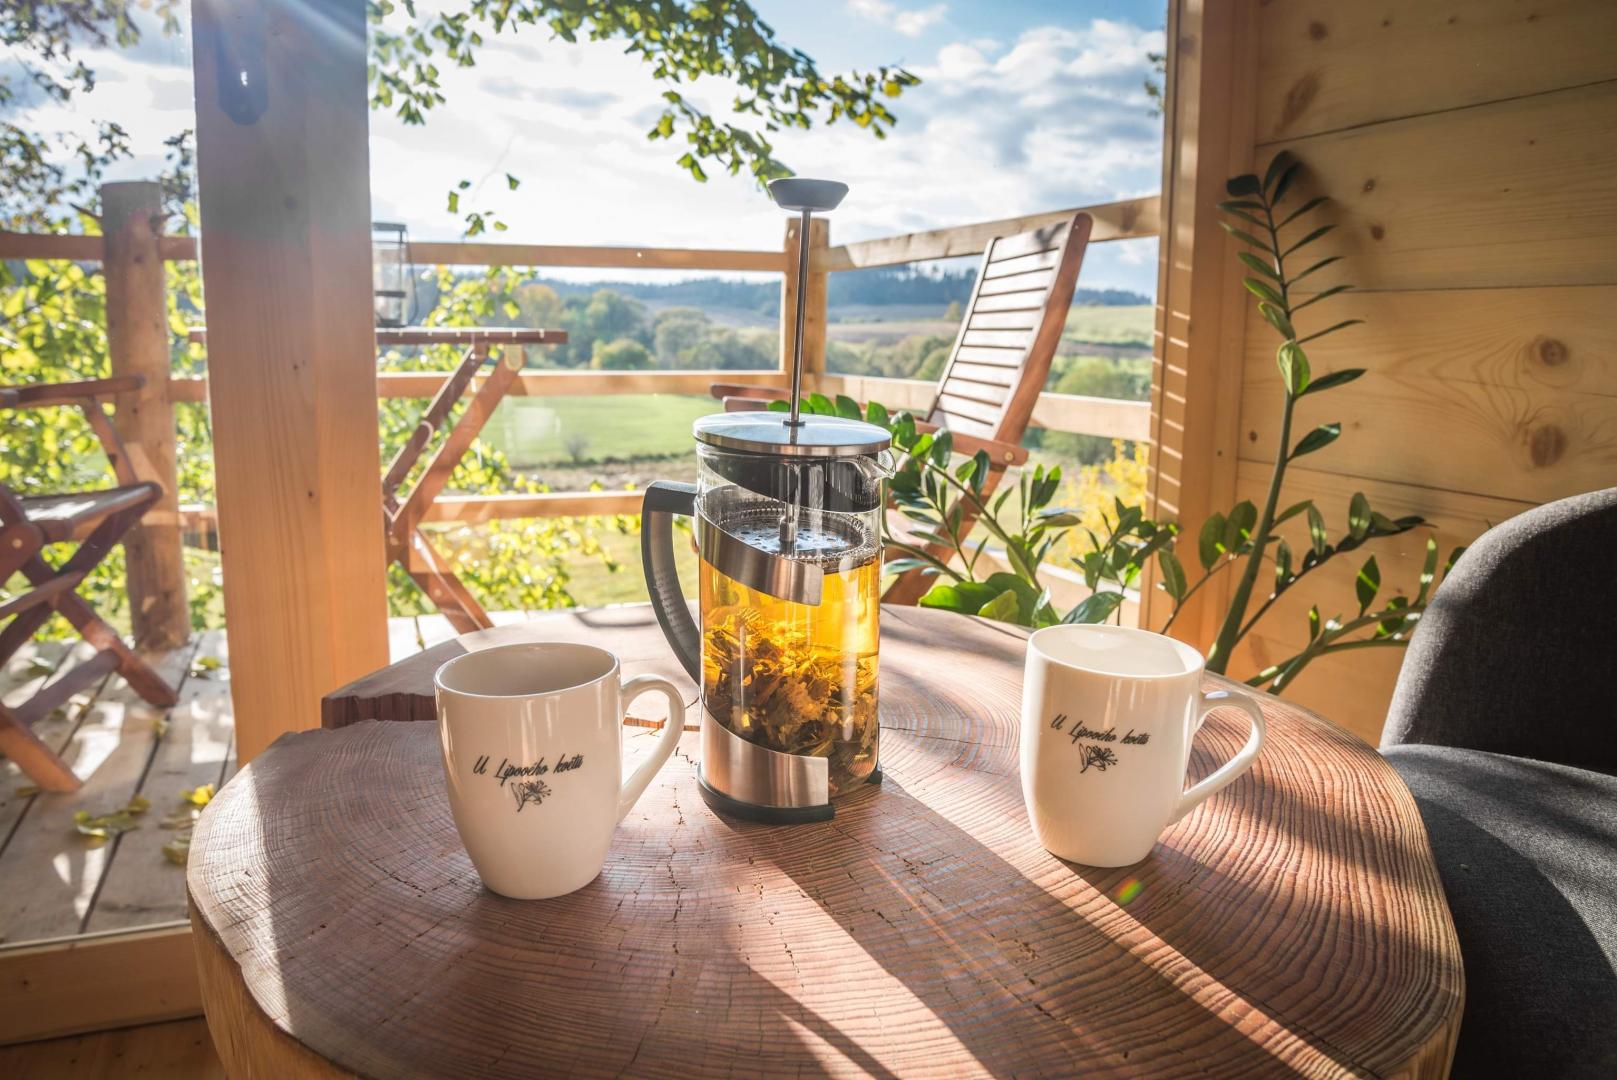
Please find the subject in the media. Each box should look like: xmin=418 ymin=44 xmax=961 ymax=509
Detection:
xmin=380 ymin=334 xmax=532 ymax=634
xmin=713 ymin=212 xmax=1093 ymax=603
xmin=0 ymin=376 xmax=180 ymax=791
xmin=186 ymin=326 xmax=566 ymax=634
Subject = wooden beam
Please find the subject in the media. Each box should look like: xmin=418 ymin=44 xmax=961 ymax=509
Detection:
xmin=168 ymin=368 xmax=787 ymax=404
xmin=181 ymin=490 xmax=647 ymax=534
xmin=0 ymin=232 xmax=195 ymax=262
xmin=408 ymin=241 xmax=784 ymax=273
xmin=817 ymin=374 xmax=1152 ymax=442
xmin=0 ymin=924 xmax=201 ymax=1043
xmin=0 ymin=232 xmax=104 ymax=261
xmin=102 ymin=181 xmax=189 ymax=651
xmin=816 ymin=196 xmax=1160 ymax=272
xmin=191 ymin=0 xmax=389 ymax=763
xmin=1143 ymin=0 xmax=1259 ymax=641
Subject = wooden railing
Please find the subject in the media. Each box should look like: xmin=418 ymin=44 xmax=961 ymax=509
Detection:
xmin=0 ymin=189 xmax=1159 ymax=645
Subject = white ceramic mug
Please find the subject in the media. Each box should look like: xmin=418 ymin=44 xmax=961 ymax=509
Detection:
xmin=1020 ymin=625 xmax=1266 ymax=867
xmin=435 ymin=642 xmax=685 ymax=899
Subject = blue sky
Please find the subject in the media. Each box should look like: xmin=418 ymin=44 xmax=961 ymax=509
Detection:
xmin=10 ymin=1 xmax=1166 ymax=294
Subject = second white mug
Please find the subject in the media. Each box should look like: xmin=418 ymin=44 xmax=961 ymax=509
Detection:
xmin=1020 ymin=624 xmax=1266 ymax=867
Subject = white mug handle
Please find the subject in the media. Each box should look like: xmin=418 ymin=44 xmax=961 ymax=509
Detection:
xmin=616 ymin=674 xmax=688 ymax=822
xmin=1171 ymin=689 xmax=1266 ymax=825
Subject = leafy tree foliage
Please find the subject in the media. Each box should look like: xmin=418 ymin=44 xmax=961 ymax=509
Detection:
xmin=368 ymin=0 xmax=919 ymax=218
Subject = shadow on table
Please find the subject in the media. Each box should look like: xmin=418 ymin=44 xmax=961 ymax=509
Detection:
xmin=745 ymin=771 xmax=1375 ymax=1077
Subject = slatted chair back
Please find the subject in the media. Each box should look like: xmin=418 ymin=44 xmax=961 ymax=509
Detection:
xmin=924 ymin=213 xmax=1092 ymax=444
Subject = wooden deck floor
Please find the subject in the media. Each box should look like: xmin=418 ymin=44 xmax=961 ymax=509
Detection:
xmin=0 ymin=611 xmax=529 ymax=951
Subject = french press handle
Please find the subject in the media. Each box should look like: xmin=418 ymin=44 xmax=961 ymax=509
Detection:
xmin=641 ymin=481 xmax=702 ymax=682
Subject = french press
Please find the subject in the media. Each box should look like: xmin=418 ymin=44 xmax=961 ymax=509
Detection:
xmin=642 ymin=178 xmax=892 ymax=823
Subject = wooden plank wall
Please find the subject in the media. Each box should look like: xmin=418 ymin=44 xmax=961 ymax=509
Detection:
xmin=1227 ymin=0 xmax=1617 ymax=742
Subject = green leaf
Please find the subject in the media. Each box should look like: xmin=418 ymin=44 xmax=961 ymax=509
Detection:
xmin=1218 ymin=199 xmax=1265 ymax=213
xmin=1307 ymin=605 xmax=1322 ymax=641
xmin=1262 ymin=150 xmax=1295 ymax=193
xmin=1064 ymin=591 xmax=1126 ymax=624
xmin=806 ymin=391 xmax=834 ymax=414
xmin=1238 ymin=251 xmax=1279 ymax=279
xmin=1219 ymin=221 xmax=1273 ymax=252
xmin=1225 ymin=501 xmax=1257 ymax=552
xmin=1225 ymin=173 xmax=1262 ymax=198
xmin=1198 ymin=513 xmax=1226 ymax=570
xmin=1356 ymin=555 xmax=1381 ymax=615
xmin=977 ymin=588 xmax=1023 ymax=624
xmin=1299 ymin=368 xmax=1365 ymax=396
xmin=1290 ymin=422 xmax=1341 ymax=460
xmin=918 ymin=581 xmax=1000 ymax=615
xmin=1277 ymin=340 xmax=1311 ymax=395
xmin=1278 ymin=195 xmax=1329 ymax=229
xmin=1284 ymin=224 xmax=1336 ymax=257
xmin=1290 ymin=254 xmax=1342 ymax=285
xmin=1259 ymin=302 xmax=1295 ymax=340
xmin=1298 ymin=319 xmax=1365 ymax=345
xmin=1416 ymin=537 xmax=1440 ymax=605
xmin=1307 ymin=503 xmax=1329 ymax=556
xmin=954 ymin=455 xmax=979 ymax=485
xmin=1348 ymin=492 xmax=1372 ymax=541
xmin=1243 ymin=277 xmax=1284 ymax=305
xmin=1271 ymin=161 xmax=1302 ymax=204
xmin=929 ymin=430 xmax=953 ymax=467
xmin=833 ymin=394 xmax=862 ymax=419
xmin=505 ymin=173 xmax=521 ymax=190
xmin=865 ymin=401 xmax=889 ymax=427
xmin=765 ymin=399 xmax=789 ymax=412
xmin=1275 ymin=500 xmax=1313 ymax=526
xmin=1274 ymin=538 xmax=1293 ymax=587
xmin=1157 ymin=550 xmax=1188 ymax=602
xmin=1377 ymin=595 xmax=1413 ymax=638
xmin=1291 ymin=283 xmax=1354 ymax=312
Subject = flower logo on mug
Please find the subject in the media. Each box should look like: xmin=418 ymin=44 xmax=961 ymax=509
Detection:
xmin=512 ymin=779 xmax=552 ymax=813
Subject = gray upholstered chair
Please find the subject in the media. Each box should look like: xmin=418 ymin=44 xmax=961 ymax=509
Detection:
xmin=1381 ymin=486 xmax=1617 ymax=1080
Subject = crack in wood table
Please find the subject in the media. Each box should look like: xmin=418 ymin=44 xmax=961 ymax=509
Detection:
xmin=188 ymin=605 xmax=1463 ymax=1078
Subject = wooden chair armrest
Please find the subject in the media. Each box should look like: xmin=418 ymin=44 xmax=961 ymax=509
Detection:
xmin=721 ymin=396 xmax=772 ymax=413
xmin=3 ymin=375 xmax=146 ymax=408
xmin=708 ymin=381 xmax=782 ymax=402
xmin=911 ymin=421 xmax=1028 ymax=468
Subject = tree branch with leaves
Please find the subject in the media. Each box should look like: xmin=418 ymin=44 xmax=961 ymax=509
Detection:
xmin=368 ymin=0 xmax=919 ymax=233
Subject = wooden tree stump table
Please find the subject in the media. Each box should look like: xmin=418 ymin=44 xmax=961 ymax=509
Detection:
xmin=189 ymin=606 xmax=1463 ymax=1078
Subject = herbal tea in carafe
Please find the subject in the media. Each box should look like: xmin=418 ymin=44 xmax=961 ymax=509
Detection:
xmin=700 ymin=537 xmax=880 ymax=798
xmin=641 ymin=411 xmax=891 ymax=822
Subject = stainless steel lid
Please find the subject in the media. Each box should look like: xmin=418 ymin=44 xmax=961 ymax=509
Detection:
xmin=694 ymin=412 xmax=891 ymax=458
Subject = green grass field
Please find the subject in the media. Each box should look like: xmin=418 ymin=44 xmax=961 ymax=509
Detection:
xmin=485 ymin=393 xmax=714 ymax=468
xmin=479 ymin=305 xmax=1154 ymax=471
xmin=1062 ymin=304 xmax=1153 ymax=348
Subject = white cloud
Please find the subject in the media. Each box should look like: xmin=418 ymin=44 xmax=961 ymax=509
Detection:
xmin=847 ymin=0 xmax=948 ymax=39
xmin=5 ymin=12 xmax=1165 ymax=293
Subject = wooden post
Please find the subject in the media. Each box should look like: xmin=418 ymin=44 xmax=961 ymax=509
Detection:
xmin=101 ymin=181 xmax=189 ymax=651
xmin=1143 ymin=0 xmax=1257 ymax=643
xmin=780 ymin=218 xmax=829 ymax=386
xmin=191 ymin=0 xmax=389 ymax=763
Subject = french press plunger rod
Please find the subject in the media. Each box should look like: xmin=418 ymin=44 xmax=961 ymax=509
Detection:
xmin=770 ymin=177 xmax=848 ymax=428
xmin=768 ymin=178 xmax=848 ymax=555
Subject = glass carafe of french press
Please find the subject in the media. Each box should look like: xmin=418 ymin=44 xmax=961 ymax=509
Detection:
xmin=641 ymin=177 xmax=892 ymax=822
